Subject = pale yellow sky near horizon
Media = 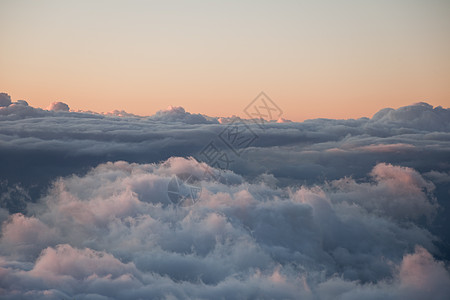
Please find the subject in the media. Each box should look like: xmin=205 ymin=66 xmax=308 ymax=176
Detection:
xmin=1 ymin=0 xmax=449 ymax=121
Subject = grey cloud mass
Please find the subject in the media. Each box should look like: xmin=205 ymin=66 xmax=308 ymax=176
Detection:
xmin=0 ymin=158 xmax=448 ymax=299
xmin=0 ymin=96 xmax=449 ymax=299
xmin=0 ymin=93 xmax=12 ymax=107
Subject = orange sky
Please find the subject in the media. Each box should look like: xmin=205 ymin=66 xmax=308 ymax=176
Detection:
xmin=1 ymin=0 xmax=449 ymax=121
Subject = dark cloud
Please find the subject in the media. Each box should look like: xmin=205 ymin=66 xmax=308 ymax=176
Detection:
xmin=0 ymin=99 xmax=449 ymax=298
xmin=0 ymin=93 xmax=12 ymax=107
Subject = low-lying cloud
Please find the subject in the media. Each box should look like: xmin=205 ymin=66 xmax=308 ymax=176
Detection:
xmin=0 ymin=158 xmax=448 ymax=299
xmin=1 ymin=94 xmax=449 ymax=298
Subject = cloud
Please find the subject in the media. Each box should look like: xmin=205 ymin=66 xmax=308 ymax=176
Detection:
xmin=14 ymin=100 xmax=28 ymax=106
xmin=0 ymin=98 xmax=449 ymax=298
xmin=149 ymin=106 xmax=218 ymax=124
xmin=0 ymin=93 xmax=12 ymax=107
xmin=0 ymin=158 xmax=447 ymax=299
xmin=424 ymin=170 xmax=450 ymax=183
xmin=0 ymin=102 xmax=448 ymax=206
xmin=329 ymin=163 xmax=438 ymax=222
xmin=47 ymin=101 xmax=70 ymax=112
xmin=276 ymin=117 xmax=292 ymax=123
xmin=0 ymin=213 xmax=57 ymax=260
xmin=368 ymin=102 xmax=450 ymax=132
xmin=102 ymin=109 xmax=141 ymax=118
xmin=315 ymin=246 xmax=450 ymax=300
xmin=397 ymin=245 xmax=450 ymax=299
xmin=0 ymin=180 xmax=30 ymax=213
xmin=355 ymin=143 xmax=415 ymax=153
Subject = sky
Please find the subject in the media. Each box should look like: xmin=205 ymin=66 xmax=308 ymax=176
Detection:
xmin=1 ymin=0 xmax=449 ymax=121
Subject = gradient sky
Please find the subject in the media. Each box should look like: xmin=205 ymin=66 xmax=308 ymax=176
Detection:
xmin=1 ymin=0 xmax=449 ymax=121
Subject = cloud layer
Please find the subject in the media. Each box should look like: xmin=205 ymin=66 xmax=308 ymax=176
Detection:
xmin=1 ymin=96 xmax=450 ymax=298
xmin=1 ymin=158 xmax=448 ymax=299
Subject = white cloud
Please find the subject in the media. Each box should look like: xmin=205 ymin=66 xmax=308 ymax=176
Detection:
xmin=150 ymin=106 xmax=217 ymax=124
xmin=47 ymin=102 xmax=70 ymax=112
xmin=329 ymin=163 xmax=438 ymax=222
xmin=0 ymin=158 xmax=447 ymax=299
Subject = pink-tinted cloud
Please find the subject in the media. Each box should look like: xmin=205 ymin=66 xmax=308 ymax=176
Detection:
xmin=47 ymin=102 xmax=70 ymax=112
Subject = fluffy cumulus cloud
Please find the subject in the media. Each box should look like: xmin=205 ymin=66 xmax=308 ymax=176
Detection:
xmin=329 ymin=163 xmax=438 ymax=222
xmin=0 ymin=158 xmax=448 ymax=299
xmin=1 ymin=95 xmax=450 ymax=298
xmin=0 ymin=93 xmax=12 ymax=107
xmin=150 ymin=106 xmax=217 ymax=124
xmin=369 ymin=102 xmax=450 ymax=132
xmin=47 ymin=101 xmax=70 ymax=112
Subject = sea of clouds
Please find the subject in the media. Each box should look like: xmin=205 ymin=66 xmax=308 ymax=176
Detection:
xmin=1 ymin=92 xmax=450 ymax=299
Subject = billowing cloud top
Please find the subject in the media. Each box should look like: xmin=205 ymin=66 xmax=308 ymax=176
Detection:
xmin=0 ymin=93 xmax=12 ymax=107
xmin=0 ymin=96 xmax=450 ymax=299
xmin=47 ymin=101 xmax=70 ymax=112
xmin=369 ymin=102 xmax=450 ymax=131
xmin=149 ymin=106 xmax=217 ymax=124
